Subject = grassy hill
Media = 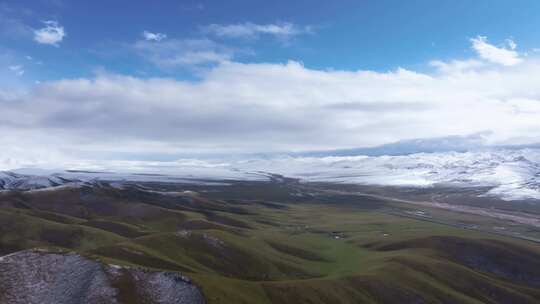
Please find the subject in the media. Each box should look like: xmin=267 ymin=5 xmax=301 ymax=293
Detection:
xmin=1 ymin=181 xmax=539 ymax=303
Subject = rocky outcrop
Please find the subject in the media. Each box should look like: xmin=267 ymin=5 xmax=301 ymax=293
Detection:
xmin=0 ymin=250 xmax=205 ymax=304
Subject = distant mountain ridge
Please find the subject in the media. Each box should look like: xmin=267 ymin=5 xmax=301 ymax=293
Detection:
xmin=2 ymin=146 xmax=540 ymax=201
xmin=294 ymin=133 xmax=534 ymax=157
xmin=0 ymin=171 xmax=72 ymax=191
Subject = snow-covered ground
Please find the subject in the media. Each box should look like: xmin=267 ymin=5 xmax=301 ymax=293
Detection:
xmin=236 ymin=149 xmax=540 ymax=201
xmin=2 ymin=148 xmax=540 ymax=201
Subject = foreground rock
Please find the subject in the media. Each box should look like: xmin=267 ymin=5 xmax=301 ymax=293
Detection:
xmin=0 ymin=250 xmax=205 ymax=304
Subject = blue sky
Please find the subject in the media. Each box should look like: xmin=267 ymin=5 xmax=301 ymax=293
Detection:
xmin=1 ymin=0 xmax=540 ymax=169
xmin=3 ymin=0 xmax=540 ymax=81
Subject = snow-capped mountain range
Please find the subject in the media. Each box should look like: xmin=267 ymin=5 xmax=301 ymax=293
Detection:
xmin=1 ymin=148 xmax=540 ymax=201
xmin=0 ymin=171 xmax=65 ymax=190
xmin=248 ymin=149 xmax=540 ymax=201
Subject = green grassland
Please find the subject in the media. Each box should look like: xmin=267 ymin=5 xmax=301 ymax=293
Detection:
xmin=1 ymin=181 xmax=540 ymax=303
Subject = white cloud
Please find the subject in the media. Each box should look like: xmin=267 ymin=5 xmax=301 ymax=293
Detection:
xmin=471 ymin=36 xmax=522 ymax=66
xmin=506 ymin=38 xmax=517 ymax=50
xmin=430 ymin=59 xmax=485 ymax=74
xmin=133 ymin=38 xmax=235 ymax=68
xmin=181 ymin=3 xmax=204 ymax=11
xmin=8 ymin=65 xmax=24 ymax=76
xmin=203 ymin=22 xmax=312 ymax=39
xmin=0 ymin=49 xmax=26 ymax=88
xmin=142 ymin=30 xmax=167 ymax=42
xmin=33 ymin=20 xmax=65 ymax=46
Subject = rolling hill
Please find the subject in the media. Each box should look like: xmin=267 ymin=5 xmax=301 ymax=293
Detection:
xmin=1 ymin=178 xmax=540 ymax=303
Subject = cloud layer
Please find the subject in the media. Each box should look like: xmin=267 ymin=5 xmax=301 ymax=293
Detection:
xmin=1 ymin=36 xmax=539 ymax=169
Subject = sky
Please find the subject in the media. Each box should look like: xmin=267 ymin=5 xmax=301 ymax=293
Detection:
xmin=1 ymin=0 xmax=540 ymax=169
